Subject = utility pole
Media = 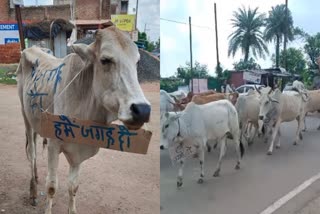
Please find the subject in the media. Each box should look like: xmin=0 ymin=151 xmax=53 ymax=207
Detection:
xmin=214 ymin=2 xmax=221 ymax=77
xmin=14 ymin=4 xmax=25 ymax=50
xmin=283 ymin=0 xmax=288 ymax=71
xmin=135 ymin=0 xmax=139 ymax=30
xmin=189 ymin=16 xmax=194 ymax=93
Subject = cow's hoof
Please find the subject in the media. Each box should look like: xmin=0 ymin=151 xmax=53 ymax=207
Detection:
xmin=197 ymin=178 xmax=204 ymax=184
xmin=299 ymin=133 xmax=303 ymax=140
xmin=213 ymin=169 xmax=220 ymax=177
xmin=293 ymin=141 xmax=298 ymax=145
xmin=248 ymin=141 xmax=253 ymax=146
xmin=30 ymin=198 xmax=38 ymax=206
xmin=267 ymin=151 xmax=272 ymax=155
xmin=160 ymin=145 xmax=164 ymax=150
xmin=177 ymin=181 xmax=183 ymax=188
xmin=317 ymin=126 xmax=320 ymax=131
xmin=276 ymin=145 xmax=280 ymax=149
xmin=235 ymin=164 xmax=240 ymax=170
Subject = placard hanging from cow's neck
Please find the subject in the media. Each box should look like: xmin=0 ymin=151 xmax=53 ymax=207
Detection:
xmin=40 ymin=112 xmax=152 ymax=154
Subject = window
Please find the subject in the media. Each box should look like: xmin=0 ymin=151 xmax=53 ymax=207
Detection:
xmin=121 ymin=1 xmax=128 ymax=14
xmin=236 ymin=86 xmax=245 ymax=93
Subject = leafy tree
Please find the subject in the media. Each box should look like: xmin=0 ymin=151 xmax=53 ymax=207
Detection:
xmin=304 ymin=33 xmax=320 ymax=69
xmin=160 ymin=77 xmax=184 ymax=92
xmin=272 ymin=48 xmax=306 ymax=74
xmin=228 ymin=7 xmax=268 ymax=62
xmin=264 ymin=4 xmax=294 ymax=67
xmin=138 ymin=31 xmax=157 ymax=52
xmin=233 ymin=57 xmax=261 ymax=70
xmin=176 ymin=61 xmax=209 ymax=85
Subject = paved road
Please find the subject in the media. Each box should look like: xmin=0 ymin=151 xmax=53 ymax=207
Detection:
xmin=160 ymin=115 xmax=320 ymax=214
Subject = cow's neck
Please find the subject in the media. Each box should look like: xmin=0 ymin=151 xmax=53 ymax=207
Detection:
xmin=61 ymin=58 xmax=109 ymax=124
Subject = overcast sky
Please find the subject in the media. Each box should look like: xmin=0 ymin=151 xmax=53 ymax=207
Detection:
xmin=161 ymin=0 xmax=320 ymax=77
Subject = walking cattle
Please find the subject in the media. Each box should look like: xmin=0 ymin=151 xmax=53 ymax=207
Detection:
xmin=235 ymin=89 xmax=261 ymax=145
xmin=303 ymin=89 xmax=320 ymax=130
xmin=257 ymin=88 xmax=306 ymax=155
xmin=17 ymin=26 xmax=151 ymax=214
xmin=161 ymin=101 xmax=244 ymax=187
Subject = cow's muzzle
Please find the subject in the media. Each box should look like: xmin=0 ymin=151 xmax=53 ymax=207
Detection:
xmin=123 ymin=103 xmax=151 ymax=130
xmin=259 ymin=115 xmax=264 ymax=120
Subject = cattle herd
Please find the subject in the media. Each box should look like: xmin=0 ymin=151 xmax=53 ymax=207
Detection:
xmin=160 ymin=81 xmax=320 ymax=187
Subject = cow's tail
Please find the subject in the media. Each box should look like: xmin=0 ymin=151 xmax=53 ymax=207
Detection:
xmin=239 ymin=140 xmax=245 ymax=158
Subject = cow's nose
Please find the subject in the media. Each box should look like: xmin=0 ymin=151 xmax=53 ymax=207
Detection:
xmin=160 ymin=145 xmax=164 ymax=150
xmin=259 ymin=115 xmax=264 ymax=120
xmin=131 ymin=103 xmax=151 ymax=123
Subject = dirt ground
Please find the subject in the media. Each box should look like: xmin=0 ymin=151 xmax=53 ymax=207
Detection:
xmin=0 ymin=82 xmax=160 ymax=214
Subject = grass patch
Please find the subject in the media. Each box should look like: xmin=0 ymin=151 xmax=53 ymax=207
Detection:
xmin=0 ymin=67 xmax=17 ymax=85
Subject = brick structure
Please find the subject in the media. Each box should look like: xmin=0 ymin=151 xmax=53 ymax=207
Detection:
xmin=0 ymin=0 xmax=133 ymax=63
xmin=0 ymin=43 xmax=21 ymax=63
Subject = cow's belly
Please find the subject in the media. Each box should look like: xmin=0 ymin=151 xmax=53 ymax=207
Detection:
xmin=280 ymin=103 xmax=302 ymax=122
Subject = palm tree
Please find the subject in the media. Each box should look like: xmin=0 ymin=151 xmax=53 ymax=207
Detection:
xmin=264 ymin=4 xmax=294 ymax=67
xmin=228 ymin=7 xmax=268 ymax=62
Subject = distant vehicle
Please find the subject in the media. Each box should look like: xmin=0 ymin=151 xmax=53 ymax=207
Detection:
xmin=235 ymin=84 xmax=265 ymax=95
xmin=134 ymin=41 xmax=146 ymax=49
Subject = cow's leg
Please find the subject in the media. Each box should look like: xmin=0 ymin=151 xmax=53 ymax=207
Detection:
xmin=67 ymin=164 xmax=80 ymax=214
xmin=177 ymin=159 xmax=185 ymax=188
xmin=275 ymin=128 xmax=281 ymax=149
xmin=213 ymin=136 xmax=227 ymax=177
xmin=26 ymin=130 xmax=38 ymax=206
xmin=248 ymin=122 xmax=258 ymax=145
xmin=197 ymin=144 xmax=205 ymax=184
xmin=233 ymin=137 xmax=244 ymax=170
xmin=294 ymin=115 xmax=304 ymax=145
xmin=22 ymin=108 xmax=38 ymax=206
xmin=267 ymin=121 xmax=281 ymax=155
xmin=302 ymin=112 xmax=307 ymax=131
xmin=45 ymin=140 xmax=60 ymax=214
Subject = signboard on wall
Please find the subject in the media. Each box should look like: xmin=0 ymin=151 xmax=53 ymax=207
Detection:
xmin=111 ymin=15 xmax=136 ymax=31
xmin=243 ymin=71 xmax=261 ymax=84
xmin=0 ymin=24 xmax=20 ymax=44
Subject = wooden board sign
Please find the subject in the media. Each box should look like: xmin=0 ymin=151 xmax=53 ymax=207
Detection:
xmin=168 ymin=140 xmax=198 ymax=164
xmin=40 ymin=112 xmax=152 ymax=154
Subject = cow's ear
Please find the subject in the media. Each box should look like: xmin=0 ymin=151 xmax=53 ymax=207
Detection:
xmin=71 ymin=43 xmax=95 ymax=62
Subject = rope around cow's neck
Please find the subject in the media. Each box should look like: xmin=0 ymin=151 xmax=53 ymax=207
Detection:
xmin=42 ymin=69 xmax=84 ymax=112
xmin=40 ymin=68 xmax=150 ymax=131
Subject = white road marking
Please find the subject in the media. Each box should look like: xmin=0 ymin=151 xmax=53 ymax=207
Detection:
xmin=260 ymin=171 xmax=320 ymax=214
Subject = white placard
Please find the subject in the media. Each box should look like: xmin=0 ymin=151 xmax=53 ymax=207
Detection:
xmin=13 ymin=0 xmax=24 ymax=5
xmin=243 ymin=71 xmax=261 ymax=84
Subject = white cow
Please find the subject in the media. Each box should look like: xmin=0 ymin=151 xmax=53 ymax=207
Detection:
xmin=303 ymin=89 xmax=320 ymax=130
xmin=17 ymin=26 xmax=151 ymax=214
xmin=168 ymin=90 xmax=187 ymax=100
xmin=258 ymin=88 xmax=306 ymax=155
xmin=161 ymin=100 xmax=244 ymax=187
xmin=235 ymin=89 xmax=261 ymax=145
xmin=160 ymin=90 xmax=179 ymax=115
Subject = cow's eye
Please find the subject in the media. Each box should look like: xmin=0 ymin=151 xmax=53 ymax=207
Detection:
xmin=100 ymin=57 xmax=113 ymax=65
xmin=266 ymin=101 xmax=270 ymax=105
xmin=164 ymin=124 xmax=169 ymax=129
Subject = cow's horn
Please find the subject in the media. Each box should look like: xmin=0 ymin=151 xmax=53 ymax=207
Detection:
xmin=268 ymin=88 xmax=273 ymax=95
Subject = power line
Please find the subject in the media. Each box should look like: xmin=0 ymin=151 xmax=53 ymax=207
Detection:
xmin=160 ymin=17 xmax=213 ymax=30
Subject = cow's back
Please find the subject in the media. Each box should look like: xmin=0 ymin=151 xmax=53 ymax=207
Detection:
xmin=185 ymin=101 xmax=239 ymax=140
xmin=280 ymin=91 xmax=305 ymax=122
xmin=306 ymin=90 xmax=320 ymax=112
